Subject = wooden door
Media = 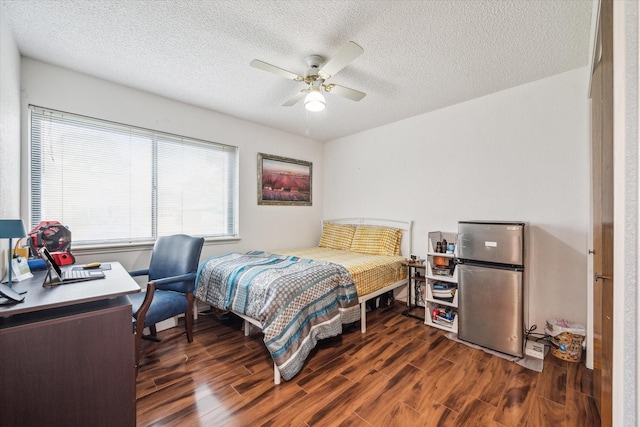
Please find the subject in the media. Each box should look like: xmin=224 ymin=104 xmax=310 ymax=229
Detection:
xmin=591 ymin=0 xmax=614 ymax=424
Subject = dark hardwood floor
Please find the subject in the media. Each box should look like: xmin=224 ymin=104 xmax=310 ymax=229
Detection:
xmin=135 ymin=303 xmax=601 ymax=426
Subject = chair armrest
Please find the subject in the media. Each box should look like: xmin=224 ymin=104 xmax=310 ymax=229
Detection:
xmin=129 ymin=269 xmax=150 ymax=277
xmin=150 ymin=272 xmax=197 ymax=288
xmin=133 ymin=281 xmax=156 ymax=322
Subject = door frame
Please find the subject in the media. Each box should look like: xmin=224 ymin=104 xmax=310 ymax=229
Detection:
xmin=611 ymin=1 xmax=638 ymax=426
xmin=588 ymin=0 xmax=640 ymax=426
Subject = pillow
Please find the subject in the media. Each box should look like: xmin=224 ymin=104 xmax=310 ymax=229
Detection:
xmin=350 ymin=225 xmax=402 ymax=256
xmin=318 ymin=222 xmax=356 ymax=250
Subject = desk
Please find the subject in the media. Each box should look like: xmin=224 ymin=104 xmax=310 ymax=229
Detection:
xmin=0 ymin=262 xmax=140 ymax=427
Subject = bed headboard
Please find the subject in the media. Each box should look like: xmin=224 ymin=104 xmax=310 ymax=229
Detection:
xmin=322 ymin=218 xmax=413 ymax=257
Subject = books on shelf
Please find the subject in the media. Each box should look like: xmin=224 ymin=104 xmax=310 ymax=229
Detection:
xmin=433 ymin=318 xmax=454 ymax=327
xmin=431 ymin=282 xmax=456 ymax=302
xmin=432 ymin=289 xmax=455 ymax=295
xmin=431 ymin=307 xmax=456 ymax=326
xmin=433 ymin=281 xmax=455 ymax=290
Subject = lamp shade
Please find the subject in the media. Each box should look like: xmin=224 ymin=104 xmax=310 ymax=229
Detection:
xmin=0 ymin=219 xmax=26 ymax=239
xmin=304 ymin=90 xmax=326 ymax=112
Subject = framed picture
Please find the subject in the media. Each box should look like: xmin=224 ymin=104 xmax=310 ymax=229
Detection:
xmin=258 ymin=153 xmax=312 ymax=206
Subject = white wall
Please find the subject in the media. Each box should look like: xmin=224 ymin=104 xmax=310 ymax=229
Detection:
xmin=19 ymin=58 xmax=325 ymax=271
xmin=324 ymin=67 xmax=590 ymax=332
xmin=0 ymin=11 xmax=22 ymax=278
xmin=0 ymin=11 xmax=21 ymax=219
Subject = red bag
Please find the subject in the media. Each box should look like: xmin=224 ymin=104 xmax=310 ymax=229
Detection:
xmin=28 ymin=221 xmax=76 ymax=265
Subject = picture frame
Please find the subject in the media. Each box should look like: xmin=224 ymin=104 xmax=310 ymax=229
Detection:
xmin=258 ymin=153 xmax=312 ymax=206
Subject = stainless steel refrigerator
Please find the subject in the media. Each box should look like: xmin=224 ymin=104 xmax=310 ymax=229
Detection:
xmin=457 ymin=221 xmax=525 ymax=357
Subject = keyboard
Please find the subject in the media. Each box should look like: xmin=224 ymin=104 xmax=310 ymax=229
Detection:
xmin=62 ymin=269 xmax=104 ymax=280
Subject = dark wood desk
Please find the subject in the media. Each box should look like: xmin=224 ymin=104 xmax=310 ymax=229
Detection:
xmin=0 ymin=262 xmax=140 ymax=427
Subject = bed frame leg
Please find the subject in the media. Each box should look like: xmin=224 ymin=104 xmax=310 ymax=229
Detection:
xmin=244 ymin=320 xmax=250 ymax=336
xmin=361 ymin=302 xmax=367 ymax=333
xmin=274 ymin=363 xmax=281 ymax=385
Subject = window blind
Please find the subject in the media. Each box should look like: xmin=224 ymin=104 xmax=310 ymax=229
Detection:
xmin=30 ymin=106 xmax=238 ymax=244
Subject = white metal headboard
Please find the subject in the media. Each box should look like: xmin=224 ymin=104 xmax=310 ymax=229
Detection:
xmin=322 ymin=217 xmax=413 ymax=257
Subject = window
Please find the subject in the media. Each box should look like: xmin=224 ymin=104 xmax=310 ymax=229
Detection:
xmin=30 ymin=106 xmax=238 ymax=245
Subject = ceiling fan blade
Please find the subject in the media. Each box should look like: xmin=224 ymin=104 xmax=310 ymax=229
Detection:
xmin=250 ymin=59 xmax=304 ymax=81
xmin=319 ymin=41 xmax=364 ymax=79
xmin=282 ymin=90 xmax=307 ymax=106
xmin=324 ymin=84 xmax=366 ymax=102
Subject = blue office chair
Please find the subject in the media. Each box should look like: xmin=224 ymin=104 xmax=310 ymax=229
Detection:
xmin=128 ymin=234 xmax=204 ymax=370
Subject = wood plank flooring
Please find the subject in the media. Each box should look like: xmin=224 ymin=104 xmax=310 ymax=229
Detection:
xmin=135 ymin=303 xmax=601 ymax=426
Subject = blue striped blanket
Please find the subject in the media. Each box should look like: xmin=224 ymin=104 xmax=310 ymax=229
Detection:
xmin=195 ymin=251 xmax=360 ymax=381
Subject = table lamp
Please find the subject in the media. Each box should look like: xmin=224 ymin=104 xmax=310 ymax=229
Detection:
xmin=0 ymin=219 xmax=27 ymax=289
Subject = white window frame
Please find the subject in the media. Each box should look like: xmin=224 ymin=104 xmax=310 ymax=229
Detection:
xmin=29 ymin=106 xmax=239 ymax=247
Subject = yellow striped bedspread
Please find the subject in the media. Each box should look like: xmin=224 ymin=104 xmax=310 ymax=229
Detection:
xmin=274 ymin=247 xmax=407 ymax=297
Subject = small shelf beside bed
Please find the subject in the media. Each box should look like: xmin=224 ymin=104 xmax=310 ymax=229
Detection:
xmin=403 ymin=261 xmax=426 ymax=320
xmin=424 ymin=231 xmax=459 ymax=333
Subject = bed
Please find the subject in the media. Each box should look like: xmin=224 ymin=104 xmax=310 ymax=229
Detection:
xmin=195 ymin=218 xmax=412 ymax=383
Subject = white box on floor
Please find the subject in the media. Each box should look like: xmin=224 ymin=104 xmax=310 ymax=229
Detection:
xmin=525 ymin=340 xmax=545 ymax=359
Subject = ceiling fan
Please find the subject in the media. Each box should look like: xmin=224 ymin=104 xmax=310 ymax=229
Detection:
xmin=250 ymin=41 xmax=366 ymax=112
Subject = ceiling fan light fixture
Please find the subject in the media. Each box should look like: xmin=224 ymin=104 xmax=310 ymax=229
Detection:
xmin=304 ymin=90 xmax=326 ymax=112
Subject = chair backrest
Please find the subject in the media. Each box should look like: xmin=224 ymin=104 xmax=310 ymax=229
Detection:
xmin=148 ymin=234 xmax=204 ymax=293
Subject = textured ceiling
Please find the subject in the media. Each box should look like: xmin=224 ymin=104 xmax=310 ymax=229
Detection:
xmin=1 ymin=0 xmax=593 ymax=142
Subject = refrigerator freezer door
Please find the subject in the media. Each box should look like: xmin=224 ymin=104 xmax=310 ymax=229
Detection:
xmin=458 ymin=263 xmax=523 ymax=357
xmin=458 ymin=222 xmax=524 ymax=266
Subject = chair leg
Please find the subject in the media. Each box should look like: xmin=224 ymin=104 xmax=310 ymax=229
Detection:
xmin=142 ymin=324 xmax=161 ymax=342
xmin=186 ymin=293 xmax=194 ymax=342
